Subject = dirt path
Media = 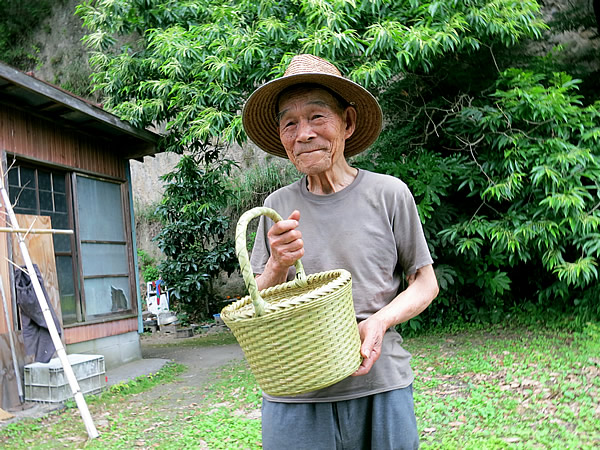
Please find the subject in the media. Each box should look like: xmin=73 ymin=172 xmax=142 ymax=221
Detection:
xmin=141 ymin=338 xmax=245 ymax=381
xmin=127 ymin=333 xmax=246 ymax=417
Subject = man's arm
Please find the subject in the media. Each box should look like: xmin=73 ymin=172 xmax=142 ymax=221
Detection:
xmin=352 ymin=263 xmax=439 ymax=377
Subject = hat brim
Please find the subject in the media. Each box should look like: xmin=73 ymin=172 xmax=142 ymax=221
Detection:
xmin=242 ymin=72 xmax=382 ymax=159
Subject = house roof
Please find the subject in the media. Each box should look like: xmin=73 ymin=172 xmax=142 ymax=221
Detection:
xmin=0 ymin=61 xmax=161 ymax=160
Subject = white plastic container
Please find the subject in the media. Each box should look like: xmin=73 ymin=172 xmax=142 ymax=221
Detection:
xmin=24 ymin=354 xmax=106 ymax=403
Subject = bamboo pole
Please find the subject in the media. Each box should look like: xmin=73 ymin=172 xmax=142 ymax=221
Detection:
xmin=0 ymin=184 xmax=99 ymax=439
xmin=0 ymin=227 xmax=73 ymax=235
xmin=0 ymin=276 xmax=23 ymax=402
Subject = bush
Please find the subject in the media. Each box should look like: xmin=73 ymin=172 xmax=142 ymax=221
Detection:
xmin=137 ymin=249 xmax=160 ymax=283
xmin=365 ymin=68 xmax=600 ymax=334
xmin=155 ymin=154 xmax=237 ymax=320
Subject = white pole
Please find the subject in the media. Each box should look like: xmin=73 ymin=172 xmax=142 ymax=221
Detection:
xmin=0 ymin=276 xmax=23 ymax=402
xmin=0 ymin=227 xmax=74 ymax=235
xmin=0 ymin=184 xmax=99 ymax=439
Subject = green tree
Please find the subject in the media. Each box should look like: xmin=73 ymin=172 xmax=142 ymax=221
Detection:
xmin=77 ymin=0 xmax=545 ymax=146
xmin=77 ymin=0 xmax=549 ymax=323
xmin=440 ymin=69 xmax=600 ymax=320
xmin=155 ymin=153 xmax=237 ymax=318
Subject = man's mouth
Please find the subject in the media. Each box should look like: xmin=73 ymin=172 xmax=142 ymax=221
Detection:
xmin=296 ymin=147 xmax=324 ymax=156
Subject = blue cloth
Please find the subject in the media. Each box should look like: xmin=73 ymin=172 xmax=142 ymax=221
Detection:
xmin=261 ymin=385 xmax=419 ymax=450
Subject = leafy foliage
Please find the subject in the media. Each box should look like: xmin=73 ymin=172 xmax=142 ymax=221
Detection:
xmin=136 ymin=249 xmax=161 ymax=283
xmin=444 ymin=70 xmax=600 ymax=309
xmin=77 ymin=0 xmax=546 ymax=142
xmin=77 ymin=1 xmax=552 ymax=324
xmin=0 ymin=0 xmax=57 ymax=69
xmin=154 ymin=153 xmax=237 ymax=318
xmin=380 ymin=68 xmax=600 ymax=333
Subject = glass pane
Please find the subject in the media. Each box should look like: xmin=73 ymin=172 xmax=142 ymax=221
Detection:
xmin=81 ymin=243 xmax=128 ymax=276
xmin=53 ymin=235 xmax=71 ymax=253
xmin=15 ymin=187 xmax=37 ymax=211
xmin=56 ymin=256 xmax=77 ymax=325
xmin=38 ymin=171 xmax=51 ymax=191
xmin=12 ymin=207 xmax=37 ymax=215
xmin=50 ymin=212 xmax=71 ymax=252
xmin=7 ymin=167 xmax=18 ymax=186
xmin=53 ymin=174 xmax=66 ymax=193
xmin=54 ymin=193 xmax=67 ymax=213
xmin=8 ymin=189 xmax=18 ymax=207
xmin=39 ymin=191 xmax=53 ymax=213
xmin=76 ymin=177 xmax=125 ymax=241
xmin=50 ymin=211 xmax=69 ymax=229
xmin=19 ymin=167 xmax=35 ymax=188
xmin=83 ymin=277 xmax=131 ymax=316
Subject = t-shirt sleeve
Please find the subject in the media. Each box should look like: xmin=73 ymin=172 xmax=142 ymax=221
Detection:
xmin=392 ymin=184 xmax=433 ymax=276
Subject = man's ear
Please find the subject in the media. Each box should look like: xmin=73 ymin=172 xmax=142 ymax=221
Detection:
xmin=344 ymin=106 xmax=357 ymax=140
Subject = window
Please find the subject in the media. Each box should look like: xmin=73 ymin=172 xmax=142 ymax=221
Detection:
xmin=8 ymin=163 xmax=134 ymax=324
xmin=8 ymin=165 xmax=79 ymax=324
xmin=75 ymin=175 xmax=132 ymax=317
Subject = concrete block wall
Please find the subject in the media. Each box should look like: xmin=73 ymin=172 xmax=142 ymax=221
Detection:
xmin=66 ymin=331 xmax=142 ymax=370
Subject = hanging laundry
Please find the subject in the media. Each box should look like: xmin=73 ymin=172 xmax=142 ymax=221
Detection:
xmin=14 ymin=264 xmax=62 ymax=363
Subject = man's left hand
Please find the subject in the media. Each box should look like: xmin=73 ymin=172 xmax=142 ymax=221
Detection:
xmin=351 ymin=315 xmax=387 ymax=376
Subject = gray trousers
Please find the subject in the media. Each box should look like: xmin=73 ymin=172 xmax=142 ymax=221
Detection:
xmin=262 ymin=385 xmax=419 ymax=450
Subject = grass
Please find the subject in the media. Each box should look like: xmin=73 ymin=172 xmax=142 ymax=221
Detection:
xmin=1 ymin=322 xmax=598 ymax=449
xmin=0 ymin=362 xmax=187 ymax=448
xmin=144 ymin=330 xmax=239 ymax=348
xmin=410 ymin=322 xmax=600 ymax=449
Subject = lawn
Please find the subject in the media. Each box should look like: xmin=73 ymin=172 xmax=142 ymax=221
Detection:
xmin=1 ymin=321 xmax=598 ymax=449
xmin=409 ymin=322 xmax=600 ymax=449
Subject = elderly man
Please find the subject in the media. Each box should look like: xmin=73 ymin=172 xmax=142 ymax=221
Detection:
xmin=242 ymin=54 xmax=439 ymax=450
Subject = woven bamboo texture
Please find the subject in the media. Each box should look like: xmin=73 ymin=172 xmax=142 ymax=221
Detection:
xmin=221 ymin=207 xmax=362 ymax=396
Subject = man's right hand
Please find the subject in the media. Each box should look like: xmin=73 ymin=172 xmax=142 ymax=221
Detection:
xmin=255 ymin=210 xmax=304 ymax=290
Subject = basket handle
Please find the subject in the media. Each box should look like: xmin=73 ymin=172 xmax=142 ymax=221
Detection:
xmin=236 ymin=206 xmax=307 ymax=316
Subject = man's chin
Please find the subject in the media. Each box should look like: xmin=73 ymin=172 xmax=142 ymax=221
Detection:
xmin=296 ymin=158 xmax=331 ymax=175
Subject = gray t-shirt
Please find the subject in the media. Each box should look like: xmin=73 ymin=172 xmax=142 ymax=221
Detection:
xmin=250 ymin=169 xmax=433 ymax=403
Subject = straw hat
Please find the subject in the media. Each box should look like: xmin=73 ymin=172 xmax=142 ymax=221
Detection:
xmin=242 ymin=54 xmax=383 ymax=159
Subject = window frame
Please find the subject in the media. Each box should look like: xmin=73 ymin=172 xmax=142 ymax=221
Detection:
xmin=6 ymin=157 xmax=138 ymax=326
xmin=71 ymin=173 xmax=137 ymax=320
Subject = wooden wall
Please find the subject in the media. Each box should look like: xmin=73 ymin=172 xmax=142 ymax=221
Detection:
xmin=64 ymin=317 xmax=138 ymax=344
xmin=0 ymin=103 xmax=126 ymax=180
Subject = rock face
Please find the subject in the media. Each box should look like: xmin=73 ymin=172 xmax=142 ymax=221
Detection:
xmin=531 ymin=0 xmax=600 ymax=78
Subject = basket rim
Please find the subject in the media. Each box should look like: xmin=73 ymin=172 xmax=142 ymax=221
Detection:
xmin=221 ymin=268 xmax=352 ymax=322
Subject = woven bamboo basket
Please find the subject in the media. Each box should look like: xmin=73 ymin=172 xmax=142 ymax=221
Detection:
xmin=220 ymin=207 xmax=362 ymax=396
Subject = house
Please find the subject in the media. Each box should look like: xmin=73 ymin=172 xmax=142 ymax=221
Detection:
xmin=0 ymin=62 xmax=161 ymax=410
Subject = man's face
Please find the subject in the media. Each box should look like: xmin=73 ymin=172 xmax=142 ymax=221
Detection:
xmin=277 ymin=87 xmax=355 ymax=176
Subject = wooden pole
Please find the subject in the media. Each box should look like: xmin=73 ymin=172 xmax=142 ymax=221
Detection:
xmin=0 ymin=184 xmax=99 ymax=439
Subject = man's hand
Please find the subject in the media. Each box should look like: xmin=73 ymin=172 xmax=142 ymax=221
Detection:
xmin=351 ymin=315 xmax=388 ymax=377
xmin=351 ymin=265 xmax=438 ymax=376
xmin=255 ymin=210 xmax=304 ymax=290
xmin=267 ymin=210 xmax=304 ymax=271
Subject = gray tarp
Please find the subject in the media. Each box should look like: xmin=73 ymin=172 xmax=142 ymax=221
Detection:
xmin=14 ymin=265 xmax=61 ymax=363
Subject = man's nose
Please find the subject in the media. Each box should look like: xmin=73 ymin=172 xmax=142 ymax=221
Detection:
xmin=296 ymin=119 xmax=316 ymax=142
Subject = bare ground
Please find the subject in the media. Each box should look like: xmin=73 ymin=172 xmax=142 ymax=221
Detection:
xmin=136 ymin=329 xmax=245 ymax=406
